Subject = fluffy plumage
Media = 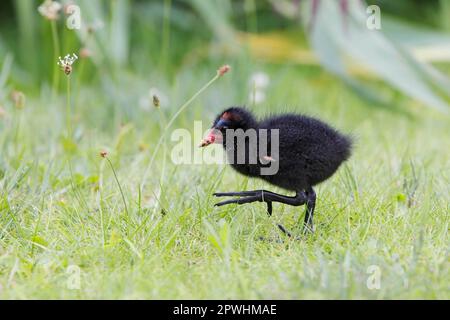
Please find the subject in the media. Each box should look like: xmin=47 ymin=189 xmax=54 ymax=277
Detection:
xmin=214 ymin=107 xmax=352 ymax=191
xmin=203 ymin=106 xmax=352 ymax=234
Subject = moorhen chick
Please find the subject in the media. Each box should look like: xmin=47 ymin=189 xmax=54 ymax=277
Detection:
xmin=200 ymin=107 xmax=352 ymax=234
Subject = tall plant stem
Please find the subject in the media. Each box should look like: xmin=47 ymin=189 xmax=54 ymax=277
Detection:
xmin=51 ymin=20 xmax=60 ymax=100
xmin=66 ymin=75 xmax=72 ymax=137
xmin=140 ymin=72 xmax=221 ymax=191
xmin=106 ymin=157 xmax=129 ymax=217
xmin=75 ymin=58 xmax=86 ymax=103
xmin=157 ymin=108 xmax=168 ymax=187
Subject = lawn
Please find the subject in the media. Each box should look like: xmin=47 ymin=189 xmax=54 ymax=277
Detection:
xmin=0 ymin=60 xmax=448 ymax=299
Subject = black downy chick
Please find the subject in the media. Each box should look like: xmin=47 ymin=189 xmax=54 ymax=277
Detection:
xmin=200 ymin=107 xmax=352 ymax=234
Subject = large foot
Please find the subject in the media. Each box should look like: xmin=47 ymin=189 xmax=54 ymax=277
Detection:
xmin=214 ymin=189 xmax=308 ymax=237
xmin=214 ymin=189 xmax=307 ymax=207
xmin=213 ymin=188 xmax=316 ymax=235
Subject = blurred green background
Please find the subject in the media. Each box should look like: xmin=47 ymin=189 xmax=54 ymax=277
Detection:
xmin=1 ymin=0 xmax=450 ymax=113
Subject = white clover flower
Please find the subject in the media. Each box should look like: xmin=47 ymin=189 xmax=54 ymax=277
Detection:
xmin=249 ymin=71 xmax=270 ymax=89
xmin=57 ymin=53 xmax=78 ymax=75
xmin=38 ymin=0 xmax=62 ymax=21
xmin=249 ymin=71 xmax=270 ymax=105
xmin=249 ymin=90 xmax=266 ymax=105
xmin=139 ymin=96 xmax=151 ymax=111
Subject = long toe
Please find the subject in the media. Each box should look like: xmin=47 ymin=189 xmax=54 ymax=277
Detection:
xmin=214 ymin=195 xmax=261 ymax=207
xmin=277 ymin=224 xmax=292 ymax=237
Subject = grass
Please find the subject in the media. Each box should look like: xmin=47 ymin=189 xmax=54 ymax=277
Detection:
xmin=0 ymin=61 xmax=448 ymax=299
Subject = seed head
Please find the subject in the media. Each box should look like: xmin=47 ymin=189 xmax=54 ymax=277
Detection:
xmin=58 ymin=53 xmax=78 ymax=75
xmin=138 ymin=142 xmax=149 ymax=151
xmin=63 ymin=2 xmax=77 ymax=15
xmin=139 ymin=87 xmax=167 ymax=111
xmin=86 ymin=20 xmax=104 ymax=34
xmin=100 ymin=150 xmax=108 ymax=158
xmin=79 ymin=47 xmax=92 ymax=59
xmin=11 ymin=91 xmax=26 ymax=109
xmin=38 ymin=0 xmax=62 ymax=21
xmin=152 ymin=95 xmax=160 ymax=108
xmin=217 ymin=65 xmax=231 ymax=77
